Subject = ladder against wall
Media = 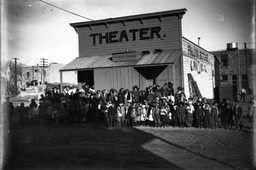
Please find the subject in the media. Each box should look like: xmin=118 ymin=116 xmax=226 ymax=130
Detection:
xmin=187 ymin=73 xmax=202 ymax=99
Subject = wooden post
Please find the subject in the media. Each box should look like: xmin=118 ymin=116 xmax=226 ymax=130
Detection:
xmin=60 ymin=71 xmax=63 ymax=93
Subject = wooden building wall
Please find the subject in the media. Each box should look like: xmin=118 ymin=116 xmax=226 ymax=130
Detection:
xmin=94 ymin=67 xmax=145 ymax=91
xmin=76 ymin=16 xmax=182 ymax=57
xmin=182 ymin=38 xmax=215 ymax=99
xmin=94 ymin=63 xmax=180 ymax=91
xmin=156 ymin=58 xmax=181 ymax=91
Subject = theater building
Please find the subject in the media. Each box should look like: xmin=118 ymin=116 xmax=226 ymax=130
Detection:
xmin=60 ymin=8 xmax=215 ymax=99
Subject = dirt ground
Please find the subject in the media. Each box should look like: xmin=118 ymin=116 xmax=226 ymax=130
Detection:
xmin=2 ymin=123 xmax=255 ymax=170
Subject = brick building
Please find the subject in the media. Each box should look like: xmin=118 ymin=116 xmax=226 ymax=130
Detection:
xmin=61 ymin=9 xmax=215 ymax=99
xmin=211 ymin=43 xmax=254 ymax=101
xmin=211 ymin=44 xmax=253 ymax=90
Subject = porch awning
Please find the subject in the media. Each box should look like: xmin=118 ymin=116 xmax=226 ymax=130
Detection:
xmin=60 ymin=49 xmax=181 ymax=71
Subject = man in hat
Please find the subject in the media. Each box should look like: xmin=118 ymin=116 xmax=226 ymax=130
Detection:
xmin=177 ymin=101 xmax=186 ymax=128
xmin=196 ymin=103 xmax=204 ymax=128
xmin=233 ymin=100 xmax=243 ymax=130
xmin=211 ymin=101 xmax=219 ymax=129
xmin=108 ymin=102 xmax=117 ymax=127
xmin=161 ymin=83 xmax=170 ymax=97
xmin=152 ymin=102 xmax=161 ymax=127
xmin=168 ymin=82 xmax=174 ymax=96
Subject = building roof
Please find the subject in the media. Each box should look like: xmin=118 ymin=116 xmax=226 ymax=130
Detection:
xmin=70 ymin=8 xmax=187 ymax=28
xmin=60 ymin=49 xmax=181 ymax=71
xmin=182 ymin=37 xmax=214 ymax=54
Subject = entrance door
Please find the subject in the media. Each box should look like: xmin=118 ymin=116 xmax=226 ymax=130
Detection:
xmin=78 ymin=70 xmax=94 ymax=86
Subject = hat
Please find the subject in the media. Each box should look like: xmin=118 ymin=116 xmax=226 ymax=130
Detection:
xmin=178 ymin=101 xmax=184 ymax=106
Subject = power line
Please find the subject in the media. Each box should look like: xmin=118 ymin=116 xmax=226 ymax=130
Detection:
xmin=38 ymin=0 xmax=94 ymax=21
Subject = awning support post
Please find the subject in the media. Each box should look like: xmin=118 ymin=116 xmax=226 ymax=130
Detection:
xmin=172 ymin=64 xmax=176 ymax=91
xmin=60 ymin=71 xmax=63 ymax=93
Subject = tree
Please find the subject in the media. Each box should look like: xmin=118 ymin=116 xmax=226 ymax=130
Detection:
xmin=1 ymin=59 xmax=22 ymax=95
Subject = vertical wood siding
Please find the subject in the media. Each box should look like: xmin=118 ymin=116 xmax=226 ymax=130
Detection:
xmin=94 ymin=67 xmax=147 ymax=91
xmin=156 ymin=65 xmax=175 ymax=87
xmin=93 ymin=63 xmax=182 ymax=91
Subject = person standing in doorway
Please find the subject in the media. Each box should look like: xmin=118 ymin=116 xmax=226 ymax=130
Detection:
xmin=240 ymin=87 xmax=246 ymax=102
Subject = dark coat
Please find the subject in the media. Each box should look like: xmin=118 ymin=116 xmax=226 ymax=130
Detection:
xmin=108 ymin=106 xmax=116 ymax=118
xmin=177 ymin=105 xmax=186 ymax=122
xmin=152 ymin=107 xmax=160 ymax=120
xmin=196 ymin=107 xmax=204 ymax=119
xmin=233 ymin=105 xmax=243 ymax=119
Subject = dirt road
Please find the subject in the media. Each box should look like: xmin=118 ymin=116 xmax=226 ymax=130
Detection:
xmin=3 ymin=124 xmax=255 ymax=170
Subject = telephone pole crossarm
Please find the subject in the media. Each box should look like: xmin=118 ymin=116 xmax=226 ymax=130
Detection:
xmin=40 ymin=58 xmax=48 ymax=84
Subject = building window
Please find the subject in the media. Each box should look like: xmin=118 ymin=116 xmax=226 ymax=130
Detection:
xmin=232 ymin=75 xmax=237 ymax=84
xmin=242 ymin=74 xmax=249 ymax=89
xmin=188 ymin=45 xmax=192 ymax=56
xmin=242 ymin=74 xmax=247 ymax=80
xmin=221 ymin=54 xmax=228 ymax=66
xmin=26 ymin=72 xmax=30 ymax=78
xmin=222 ymin=75 xmax=228 ymax=81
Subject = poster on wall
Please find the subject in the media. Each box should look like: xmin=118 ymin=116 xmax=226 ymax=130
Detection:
xmin=190 ymin=60 xmax=198 ymax=71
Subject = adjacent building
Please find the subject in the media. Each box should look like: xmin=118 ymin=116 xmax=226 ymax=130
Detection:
xmin=61 ymin=9 xmax=215 ymax=99
xmin=21 ymin=64 xmax=46 ymax=86
xmin=22 ymin=63 xmax=77 ymax=87
xmin=211 ymin=43 xmax=254 ymax=100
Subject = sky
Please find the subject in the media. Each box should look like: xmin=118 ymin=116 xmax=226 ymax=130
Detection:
xmin=2 ymin=0 xmax=255 ymax=66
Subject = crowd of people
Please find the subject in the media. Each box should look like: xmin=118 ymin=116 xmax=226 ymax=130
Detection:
xmin=6 ymin=82 xmax=255 ymax=130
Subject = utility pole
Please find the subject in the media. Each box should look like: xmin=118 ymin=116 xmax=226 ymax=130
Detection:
xmin=13 ymin=57 xmax=19 ymax=95
xmin=32 ymin=65 xmax=34 ymax=80
xmin=244 ymin=42 xmax=248 ymax=77
xmin=237 ymin=45 xmax=240 ymax=91
xmin=40 ymin=58 xmax=48 ymax=84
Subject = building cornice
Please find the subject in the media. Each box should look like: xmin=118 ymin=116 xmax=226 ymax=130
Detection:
xmin=70 ymin=8 xmax=187 ymax=28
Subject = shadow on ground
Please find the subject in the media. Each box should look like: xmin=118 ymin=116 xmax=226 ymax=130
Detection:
xmin=5 ymin=124 xmax=183 ymax=170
